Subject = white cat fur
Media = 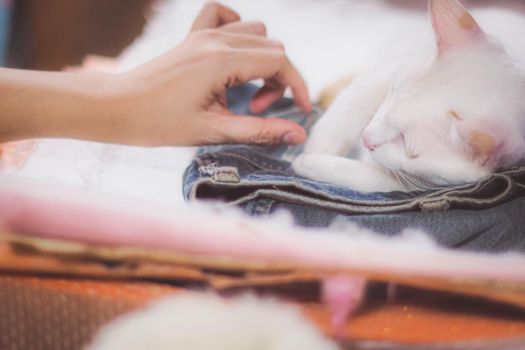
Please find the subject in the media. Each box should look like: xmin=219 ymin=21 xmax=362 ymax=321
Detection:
xmin=293 ymin=0 xmax=525 ymax=192
xmin=86 ymin=293 xmax=338 ymax=350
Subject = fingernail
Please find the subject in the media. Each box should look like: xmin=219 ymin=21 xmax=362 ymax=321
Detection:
xmin=282 ymin=131 xmax=301 ymax=145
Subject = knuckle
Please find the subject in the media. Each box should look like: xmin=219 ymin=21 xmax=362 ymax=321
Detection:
xmin=273 ymin=50 xmax=287 ymax=65
xmin=194 ymin=29 xmax=211 ymax=41
xmin=219 ymin=44 xmax=235 ymax=55
xmin=250 ymin=128 xmax=278 ymax=144
xmin=203 ymin=1 xmax=221 ymax=11
xmin=195 ymin=29 xmax=223 ymax=43
xmin=200 ymin=28 xmax=219 ymax=39
xmin=270 ymin=39 xmax=285 ymax=51
xmin=209 ymin=47 xmax=230 ymax=60
xmin=192 ymin=33 xmax=229 ymax=58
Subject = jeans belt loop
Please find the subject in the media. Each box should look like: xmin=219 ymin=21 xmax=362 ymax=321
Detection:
xmin=419 ymin=198 xmax=450 ymax=212
xmin=212 ymin=166 xmax=241 ymax=183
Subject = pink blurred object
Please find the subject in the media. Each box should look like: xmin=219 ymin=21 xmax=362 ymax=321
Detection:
xmin=322 ymin=275 xmax=366 ymax=339
xmin=0 ymin=141 xmax=36 ymax=173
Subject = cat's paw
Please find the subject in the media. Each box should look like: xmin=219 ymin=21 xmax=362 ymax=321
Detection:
xmin=292 ymin=153 xmax=327 ymax=181
xmin=293 ymin=153 xmax=405 ymax=192
xmin=293 ymin=153 xmax=356 ymax=185
xmin=304 ymin=126 xmax=347 ymax=155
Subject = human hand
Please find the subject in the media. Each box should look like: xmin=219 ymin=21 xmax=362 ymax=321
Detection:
xmin=0 ymin=2 xmax=311 ymax=147
xmin=107 ymin=1 xmax=312 ymax=146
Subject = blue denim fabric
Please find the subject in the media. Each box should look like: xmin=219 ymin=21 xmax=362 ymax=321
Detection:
xmin=183 ymin=85 xmax=525 ymax=253
xmin=0 ymin=1 xmax=10 ymax=65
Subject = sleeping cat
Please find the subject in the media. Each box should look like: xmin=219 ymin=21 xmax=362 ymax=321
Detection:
xmin=293 ymin=0 xmax=525 ymax=192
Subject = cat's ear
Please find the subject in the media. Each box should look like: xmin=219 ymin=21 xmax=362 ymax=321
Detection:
xmin=451 ymin=115 xmax=502 ymax=166
xmin=430 ymin=0 xmax=487 ymax=54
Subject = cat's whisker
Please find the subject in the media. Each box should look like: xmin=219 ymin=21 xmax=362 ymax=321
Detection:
xmin=387 ymin=170 xmax=417 ymax=193
xmin=401 ymin=173 xmax=424 ymax=192
xmin=388 ymin=170 xmax=411 ymax=191
xmin=390 ymin=170 xmax=443 ymax=193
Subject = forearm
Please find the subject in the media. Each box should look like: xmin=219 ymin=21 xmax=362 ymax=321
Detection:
xmin=0 ymin=68 xmax=120 ymax=143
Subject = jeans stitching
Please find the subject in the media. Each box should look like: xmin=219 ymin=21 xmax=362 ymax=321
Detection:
xmin=228 ymin=189 xmax=422 ymax=214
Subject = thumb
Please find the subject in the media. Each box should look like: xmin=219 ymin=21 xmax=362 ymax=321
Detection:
xmin=208 ymin=113 xmax=307 ymax=145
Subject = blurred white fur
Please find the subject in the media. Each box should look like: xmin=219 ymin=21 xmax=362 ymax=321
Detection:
xmin=86 ymin=294 xmax=338 ymax=350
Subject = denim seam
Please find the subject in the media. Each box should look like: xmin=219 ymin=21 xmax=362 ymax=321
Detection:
xmin=230 ymin=188 xmax=520 ymax=214
xmin=437 ymin=178 xmax=514 ymax=207
xmin=190 ymin=178 xmax=410 ymax=206
xmin=190 ymin=175 xmax=517 ymax=208
xmin=229 ymin=189 xmax=424 ymax=214
xmin=416 ymin=174 xmax=515 ymax=208
xmin=430 ymin=174 xmax=511 ymax=197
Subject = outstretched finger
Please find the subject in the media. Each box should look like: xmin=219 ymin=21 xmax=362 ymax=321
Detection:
xmin=225 ymin=49 xmax=312 ymax=113
xmin=190 ymin=2 xmax=241 ymax=32
xmin=285 ymin=63 xmax=312 ymax=113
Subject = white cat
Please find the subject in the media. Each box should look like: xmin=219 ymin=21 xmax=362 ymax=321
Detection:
xmin=293 ymin=0 xmax=525 ymax=192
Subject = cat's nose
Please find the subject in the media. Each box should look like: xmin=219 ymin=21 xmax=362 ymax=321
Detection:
xmin=362 ymin=133 xmax=381 ymax=151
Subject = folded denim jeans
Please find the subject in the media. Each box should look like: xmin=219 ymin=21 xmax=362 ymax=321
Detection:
xmin=183 ymin=85 xmax=525 ymax=253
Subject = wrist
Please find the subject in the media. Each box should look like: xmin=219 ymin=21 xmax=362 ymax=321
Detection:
xmin=51 ymin=71 xmax=128 ymax=143
xmin=72 ymin=72 xmax=134 ymax=144
xmin=90 ymin=72 xmax=155 ymax=145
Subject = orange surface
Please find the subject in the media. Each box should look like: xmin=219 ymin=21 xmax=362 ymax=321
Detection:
xmin=304 ymin=303 xmax=525 ymax=343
